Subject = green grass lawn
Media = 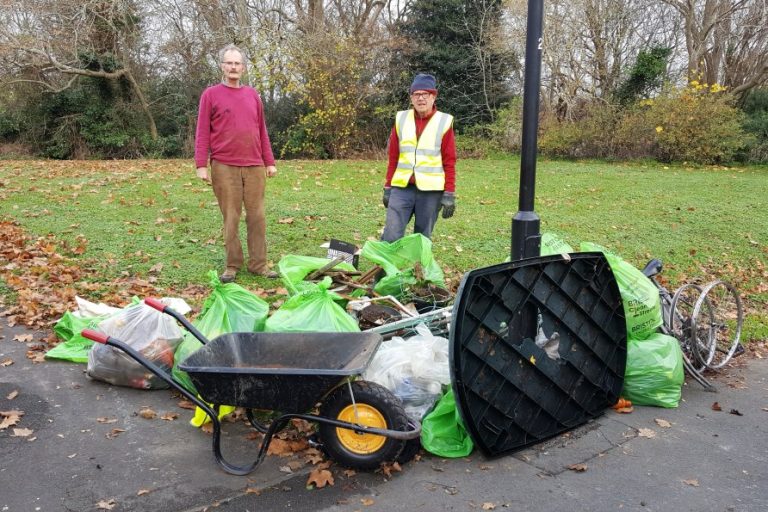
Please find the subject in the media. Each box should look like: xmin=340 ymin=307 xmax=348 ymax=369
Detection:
xmin=1 ymin=158 xmax=766 ymax=340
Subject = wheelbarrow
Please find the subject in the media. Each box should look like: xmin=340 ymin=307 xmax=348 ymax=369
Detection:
xmin=81 ymin=297 xmax=421 ymax=476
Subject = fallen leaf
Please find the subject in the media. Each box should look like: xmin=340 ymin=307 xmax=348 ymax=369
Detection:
xmin=6 ymin=390 xmax=18 ymax=400
xmin=137 ymin=489 xmax=151 ymax=496
xmin=287 ymin=460 xmax=304 ymax=471
xmin=381 ymin=461 xmax=402 ymax=477
xmin=26 ymin=351 xmax=46 ymax=363
xmin=268 ymin=437 xmax=309 ymax=456
xmin=729 ymin=409 xmax=743 ymax=416
xmin=245 ymin=487 xmax=261 ymax=495
xmin=97 ymin=417 xmax=118 ymax=424
xmin=106 ymin=428 xmax=126 ymax=439
xmin=160 ymin=412 xmax=179 ymax=421
xmin=13 ymin=334 xmax=33 ymax=343
xmin=614 ymin=406 xmax=634 ymax=414
xmin=12 ymin=427 xmax=34 ymax=437
xmin=361 ymin=497 xmax=375 ymax=506
xmin=0 ymin=358 xmax=13 ymax=367
xmin=567 ymin=463 xmax=588 ymax=472
xmin=278 ymin=217 xmax=294 ymax=224
xmin=655 ymin=419 xmax=672 ymax=428
xmin=343 ymin=469 xmax=356 ymax=477
xmin=712 ymin=402 xmax=722 ymax=411
xmin=305 ymin=448 xmax=325 ymax=464
xmin=96 ymin=498 xmax=117 ymax=510
xmin=178 ymin=400 xmax=196 ymax=410
xmin=637 ymin=428 xmax=656 ymax=438
xmin=683 ymin=479 xmax=700 ymax=487
xmin=307 ymin=468 xmax=334 ymax=489
xmin=138 ymin=407 xmax=157 ymax=420
xmin=0 ymin=410 xmax=24 ymax=430
xmin=482 ymin=503 xmax=496 ymax=510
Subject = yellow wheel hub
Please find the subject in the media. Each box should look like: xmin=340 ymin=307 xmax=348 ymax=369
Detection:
xmin=336 ymin=404 xmax=387 ymax=454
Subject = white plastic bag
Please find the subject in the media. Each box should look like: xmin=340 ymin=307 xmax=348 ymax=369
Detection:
xmin=363 ymin=323 xmax=450 ymax=420
xmin=86 ymin=299 xmax=186 ymax=389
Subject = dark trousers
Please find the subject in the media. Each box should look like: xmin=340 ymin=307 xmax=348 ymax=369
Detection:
xmin=381 ymin=185 xmax=443 ymax=242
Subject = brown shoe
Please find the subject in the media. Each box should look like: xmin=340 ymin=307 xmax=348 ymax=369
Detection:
xmin=257 ymin=270 xmax=279 ymax=279
xmin=220 ymin=268 xmax=237 ymax=283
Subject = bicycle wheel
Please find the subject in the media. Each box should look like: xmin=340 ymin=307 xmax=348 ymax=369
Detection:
xmin=669 ymin=284 xmax=708 ymax=371
xmin=693 ymin=280 xmax=743 ymax=370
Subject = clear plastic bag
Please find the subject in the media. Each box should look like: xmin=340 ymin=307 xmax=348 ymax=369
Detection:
xmin=87 ymin=299 xmax=186 ymax=389
xmin=363 ymin=323 xmax=450 ymax=420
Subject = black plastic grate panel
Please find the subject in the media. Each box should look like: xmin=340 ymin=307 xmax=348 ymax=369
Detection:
xmin=450 ymin=253 xmax=626 ymax=457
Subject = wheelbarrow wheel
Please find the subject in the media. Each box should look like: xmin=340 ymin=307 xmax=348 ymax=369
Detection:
xmin=318 ymin=380 xmax=407 ymax=470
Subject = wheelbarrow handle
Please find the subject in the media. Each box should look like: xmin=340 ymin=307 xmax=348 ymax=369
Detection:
xmin=81 ymin=329 xmax=109 ymax=344
xmin=81 ymin=328 xmax=262 ymax=476
xmin=144 ymin=297 xmax=166 ymax=312
xmin=143 ymin=297 xmax=209 ymax=345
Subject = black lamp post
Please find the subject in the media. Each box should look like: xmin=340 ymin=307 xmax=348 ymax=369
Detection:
xmin=511 ymin=0 xmax=544 ymax=261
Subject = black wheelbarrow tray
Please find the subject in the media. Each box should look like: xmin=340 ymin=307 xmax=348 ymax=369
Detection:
xmin=81 ymin=297 xmax=420 ymax=476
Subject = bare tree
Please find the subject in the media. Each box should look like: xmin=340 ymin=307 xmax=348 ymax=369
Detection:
xmin=0 ymin=0 xmax=158 ymax=139
xmin=505 ymin=0 xmax=679 ymax=118
xmin=661 ymin=0 xmax=768 ymax=95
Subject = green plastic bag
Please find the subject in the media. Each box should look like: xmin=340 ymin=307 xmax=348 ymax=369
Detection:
xmin=171 ymin=271 xmax=270 ymax=392
xmin=172 ymin=333 xmax=204 ymax=393
xmin=46 ymin=312 xmax=105 ymax=363
xmin=361 ymin=234 xmax=445 ymax=298
xmin=580 ymin=242 xmax=662 ymax=339
xmin=196 ymin=270 xmax=271 ymax=335
xmin=622 ymin=333 xmax=684 ymax=408
xmin=541 ymin=232 xmax=574 ymax=256
xmin=264 ymin=283 xmax=360 ymax=333
xmin=277 ymin=254 xmax=357 ymax=296
xmin=420 ymin=389 xmax=474 ymax=458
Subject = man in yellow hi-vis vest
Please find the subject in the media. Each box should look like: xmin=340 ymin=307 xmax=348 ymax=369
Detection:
xmin=381 ymin=73 xmax=456 ymax=242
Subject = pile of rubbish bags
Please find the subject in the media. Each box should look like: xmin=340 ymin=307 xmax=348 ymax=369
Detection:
xmin=46 ymin=231 xmax=687 ymax=461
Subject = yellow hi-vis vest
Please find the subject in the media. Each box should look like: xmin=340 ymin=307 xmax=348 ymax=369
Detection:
xmin=391 ymin=109 xmax=454 ymax=191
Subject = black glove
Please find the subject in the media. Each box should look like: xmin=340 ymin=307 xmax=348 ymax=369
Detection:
xmin=441 ymin=192 xmax=455 ymax=219
xmin=382 ymin=187 xmax=391 ymax=208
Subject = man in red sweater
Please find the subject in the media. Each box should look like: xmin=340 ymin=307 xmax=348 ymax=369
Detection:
xmin=381 ymin=73 xmax=456 ymax=242
xmin=195 ymin=44 xmax=278 ymax=282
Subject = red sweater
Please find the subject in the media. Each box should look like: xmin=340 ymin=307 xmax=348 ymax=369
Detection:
xmin=194 ymin=84 xmax=276 ymax=168
xmin=385 ymin=107 xmax=456 ymax=193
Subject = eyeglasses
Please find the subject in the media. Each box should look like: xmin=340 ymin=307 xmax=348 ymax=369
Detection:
xmin=411 ymin=92 xmax=432 ymax=99
xmin=222 ymin=61 xmax=243 ymax=67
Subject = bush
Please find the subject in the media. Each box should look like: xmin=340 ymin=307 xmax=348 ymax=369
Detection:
xmin=0 ymin=107 xmax=21 ymax=139
xmin=740 ymin=88 xmax=768 ymax=164
xmin=451 ymin=98 xmax=522 ymax=159
xmin=538 ymin=82 xmax=750 ymax=164
xmin=648 ymin=82 xmax=748 ymax=164
xmin=539 ymin=102 xmax=622 ymax=159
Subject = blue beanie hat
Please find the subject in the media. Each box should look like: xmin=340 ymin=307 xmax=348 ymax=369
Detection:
xmin=410 ymin=73 xmax=437 ymax=94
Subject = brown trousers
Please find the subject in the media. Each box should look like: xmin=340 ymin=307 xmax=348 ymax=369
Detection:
xmin=211 ymin=160 xmax=268 ymax=273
